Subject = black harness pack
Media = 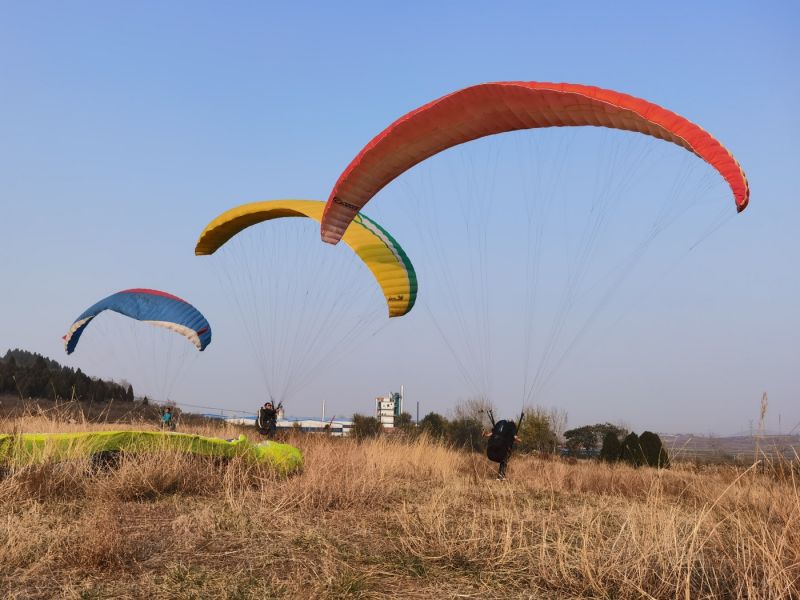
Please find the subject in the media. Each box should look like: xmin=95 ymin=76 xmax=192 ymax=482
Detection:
xmin=485 ymin=410 xmax=524 ymax=463
xmin=486 ymin=419 xmax=516 ymax=462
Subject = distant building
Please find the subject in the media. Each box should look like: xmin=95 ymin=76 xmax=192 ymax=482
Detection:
xmin=375 ymin=391 xmax=403 ymax=429
xmin=212 ymin=415 xmax=256 ymax=426
xmin=277 ymin=417 xmax=353 ymax=437
xmin=212 ymin=414 xmax=353 ymax=437
xmin=211 ymin=391 xmax=407 ymax=437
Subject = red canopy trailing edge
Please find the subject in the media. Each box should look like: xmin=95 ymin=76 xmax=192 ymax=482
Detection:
xmin=321 ymin=81 xmax=750 ymax=244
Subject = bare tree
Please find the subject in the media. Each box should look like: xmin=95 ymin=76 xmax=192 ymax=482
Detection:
xmin=452 ymin=396 xmax=495 ymax=428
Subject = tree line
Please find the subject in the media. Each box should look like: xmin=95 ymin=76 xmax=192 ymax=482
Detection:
xmin=0 ymin=349 xmax=134 ymax=403
xmin=351 ymin=405 xmax=669 ymax=469
xmin=563 ymin=423 xmax=669 ymax=467
xmin=350 ymin=403 xmax=564 ymax=452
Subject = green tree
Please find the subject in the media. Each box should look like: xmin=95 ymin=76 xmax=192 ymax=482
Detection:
xmin=593 ymin=422 xmax=629 ymax=441
xmin=28 ymin=355 xmax=50 ymax=398
xmin=564 ymin=425 xmax=599 ymax=456
xmin=638 ymin=431 xmax=670 ymax=468
xmin=90 ymin=379 xmax=108 ymax=403
xmin=351 ymin=414 xmax=382 ymax=440
xmin=599 ymin=431 xmax=622 ymax=462
xmin=419 ymin=412 xmax=448 ymax=439
xmin=619 ymin=432 xmax=644 ymax=467
xmin=0 ymin=357 xmax=9 ymax=393
xmin=446 ymin=417 xmax=484 ymax=451
xmin=126 ymin=384 xmax=135 ymax=403
xmin=395 ymin=411 xmax=413 ymax=427
xmin=74 ymin=369 xmax=90 ymax=400
xmin=517 ymin=410 xmax=558 ymax=454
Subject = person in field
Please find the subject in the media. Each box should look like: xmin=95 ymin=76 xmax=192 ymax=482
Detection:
xmin=484 ymin=417 xmax=521 ymax=480
xmin=161 ymin=407 xmax=175 ymax=431
xmin=257 ymin=401 xmax=278 ymax=438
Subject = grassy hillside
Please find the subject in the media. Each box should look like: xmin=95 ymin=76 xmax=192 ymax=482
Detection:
xmin=1 ymin=411 xmax=798 ymax=599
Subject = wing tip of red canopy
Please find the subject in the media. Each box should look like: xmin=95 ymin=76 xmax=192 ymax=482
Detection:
xmin=321 ymin=80 xmax=749 ymax=243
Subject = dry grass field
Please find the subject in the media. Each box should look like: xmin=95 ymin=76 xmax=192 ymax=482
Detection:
xmin=1 ymin=410 xmax=799 ymax=599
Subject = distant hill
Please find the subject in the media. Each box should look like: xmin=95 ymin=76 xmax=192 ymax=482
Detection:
xmin=0 ymin=348 xmax=132 ymax=403
xmin=3 ymin=348 xmax=62 ymax=371
xmin=660 ymin=432 xmax=800 ymax=461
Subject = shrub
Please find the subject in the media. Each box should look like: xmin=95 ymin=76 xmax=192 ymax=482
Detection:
xmin=446 ymin=418 xmax=483 ymax=451
xmin=619 ymin=432 xmax=644 ymax=467
xmin=517 ymin=411 xmax=558 ymax=454
xmin=599 ymin=431 xmax=622 ymax=462
xmin=351 ymin=414 xmax=382 ymax=440
xmin=639 ymin=431 xmax=670 ymax=468
xmin=419 ymin=412 xmax=448 ymax=439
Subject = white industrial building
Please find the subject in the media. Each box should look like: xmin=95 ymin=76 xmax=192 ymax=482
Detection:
xmin=375 ymin=388 xmax=404 ymax=429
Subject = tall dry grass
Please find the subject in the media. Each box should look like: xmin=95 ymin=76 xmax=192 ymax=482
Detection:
xmin=1 ymin=415 xmax=798 ymax=599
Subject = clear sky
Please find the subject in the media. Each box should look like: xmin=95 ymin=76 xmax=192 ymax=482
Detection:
xmin=1 ymin=1 xmax=798 ymax=434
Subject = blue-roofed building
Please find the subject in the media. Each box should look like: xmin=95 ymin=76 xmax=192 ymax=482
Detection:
xmin=277 ymin=417 xmax=353 ymax=436
xmin=206 ymin=414 xmax=353 ymax=437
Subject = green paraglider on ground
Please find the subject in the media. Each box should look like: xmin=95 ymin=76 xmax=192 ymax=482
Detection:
xmin=0 ymin=431 xmax=303 ymax=475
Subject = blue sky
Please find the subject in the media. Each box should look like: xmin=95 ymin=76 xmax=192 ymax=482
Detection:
xmin=1 ymin=1 xmax=797 ymax=434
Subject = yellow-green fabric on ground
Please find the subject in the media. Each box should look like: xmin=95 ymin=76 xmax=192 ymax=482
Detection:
xmin=0 ymin=431 xmax=303 ymax=475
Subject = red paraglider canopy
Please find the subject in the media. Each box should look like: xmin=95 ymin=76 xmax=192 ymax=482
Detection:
xmin=321 ymin=81 xmax=749 ymax=244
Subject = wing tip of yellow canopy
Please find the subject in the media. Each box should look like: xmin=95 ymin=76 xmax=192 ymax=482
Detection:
xmin=195 ymin=200 xmax=317 ymax=256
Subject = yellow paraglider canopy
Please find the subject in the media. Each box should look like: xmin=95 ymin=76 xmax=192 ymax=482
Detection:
xmin=195 ymin=199 xmax=416 ymax=317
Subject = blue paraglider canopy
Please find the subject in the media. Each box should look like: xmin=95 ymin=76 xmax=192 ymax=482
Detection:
xmin=64 ymin=288 xmax=211 ymax=355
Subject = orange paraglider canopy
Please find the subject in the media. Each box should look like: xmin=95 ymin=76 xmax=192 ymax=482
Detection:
xmin=321 ymin=81 xmax=749 ymax=244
